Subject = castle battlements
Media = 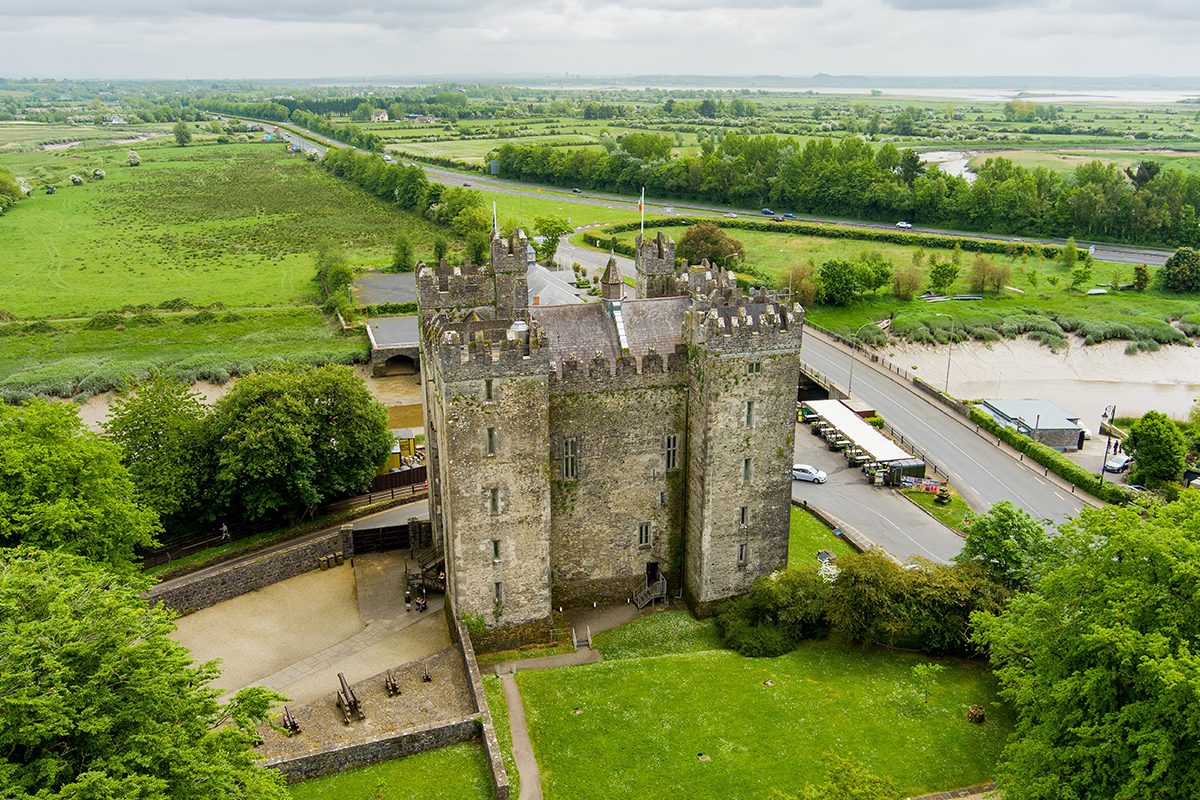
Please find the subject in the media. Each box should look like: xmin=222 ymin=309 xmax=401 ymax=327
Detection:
xmin=686 ymin=300 xmax=804 ymax=352
xmin=548 ymin=345 xmax=688 ymax=393
xmin=635 ymin=231 xmax=678 ymax=299
xmin=426 ymin=311 xmax=548 ymax=379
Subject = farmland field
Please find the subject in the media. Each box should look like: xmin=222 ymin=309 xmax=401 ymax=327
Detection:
xmin=0 ymin=141 xmax=442 ymax=318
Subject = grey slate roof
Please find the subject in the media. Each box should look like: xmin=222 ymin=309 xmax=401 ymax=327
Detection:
xmin=527 ymin=263 xmax=584 ymax=307
xmin=622 ymin=297 xmax=689 ymax=359
xmin=530 ymin=303 xmax=620 ymax=370
xmin=979 ymin=399 xmax=1084 ymax=432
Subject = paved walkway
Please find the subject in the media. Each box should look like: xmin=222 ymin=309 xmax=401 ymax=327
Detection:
xmin=501 ymin=674 xmax=542 ymax=800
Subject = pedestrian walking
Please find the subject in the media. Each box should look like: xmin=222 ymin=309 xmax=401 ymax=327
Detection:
xmin=220 ymin=522 xmax=229 ymax=541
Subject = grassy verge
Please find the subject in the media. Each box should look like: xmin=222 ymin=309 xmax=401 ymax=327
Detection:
xmin=475 ymin=639 xmax=575 ymax=665
xmin=517 ymin=634 xmax=1010 ymax=799
xmin=788 ymin=504 xmax=858 ymax=568
xmin=591 ymin=610 xmax=724 ymax=660
xmin=286 ymin=741 xmax=494 ymax=800
xmin=480 ymin=675 xmax=521 ymax=798
xmin=903 ymin=488 xmax=973 ymax=534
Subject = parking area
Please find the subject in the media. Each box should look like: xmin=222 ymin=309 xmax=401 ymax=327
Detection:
xmin=791 ymin=423 xmax=964 ymax=564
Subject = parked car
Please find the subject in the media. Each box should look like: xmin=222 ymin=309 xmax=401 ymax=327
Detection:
xmin=896 ymin=221 xmax=913 ymax=229
xmin=761 ymin=208 xmax=774 ymax=215
xmin=724 ymin=212 xmax=738 ymax=218
xmin=1104 ymin=453 xmax=1134 ymax=473
xmin=772 ymin=215 xmax=786 ymax=222
xmin=462 ymin=182 xmax=472 ymax=187
xmin=792 ymin=464 xmax=828 ymax=483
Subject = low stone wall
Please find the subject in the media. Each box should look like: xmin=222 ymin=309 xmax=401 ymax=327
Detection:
xmin=552 ymin=575 xmax=646 ymax=611
xmin=262 ymin=718 xmax=479 ymax=784
xmin=470 ymin=616 xmax=556 ymax=655
xmin=146 ymin=526 xmax=354 ymax=615
xmin=454 ymin=614 xmax=511 ymax=800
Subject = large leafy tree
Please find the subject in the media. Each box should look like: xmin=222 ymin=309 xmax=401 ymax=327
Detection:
xmin=953 ymin=501 xmax=1054 ymax=591
xmin=676 ymin=222 xmax=743 ymax=268
xmin=1127 ymin=409 xmax=1186 ymax=486
xmin=205 ymin=363 xmax=392 ymax=521
xmin=0 ymin=547 xmax=288 ymax=800
xmin=533 ymin=215 xmax=573 ymax=264
xmin=817 ymin=259 xmax=860 ymax=306
xmin=1159 ymin=246 xmax=1200 ymax=294
xmin=103 ymin=370 xmax=209 ymax=524
xmin=972 ymin=496 xmax=1200 ymax=800
xmin=0 ymin=400 xmax=159 ymax=567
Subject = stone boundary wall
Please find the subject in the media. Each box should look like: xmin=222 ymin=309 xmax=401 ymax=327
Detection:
xmin=261 ymin=717 xmax=479 ymax=784
xmin=146 ymin=526 xmax=354 ymax=615
xmin=454 ymin=614 xmax=512 ymax=800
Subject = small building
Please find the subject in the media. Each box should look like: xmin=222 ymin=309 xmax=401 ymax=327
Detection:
xmin=371 ymin=111 xmax=389 ymax=123
xmin=979 ymin=399 xmax=1087 ymax=451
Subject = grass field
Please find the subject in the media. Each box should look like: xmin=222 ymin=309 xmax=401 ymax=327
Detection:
xmin=520 ymin=613 xmax=1011 ymax=799
xmin=286 ymin=741 xmax=495 ymax=800
xmin=968 ymin=149 xmax=1200 ymax=175
xmin=788 ymin=505 xmax=857 ymax=568
xmin=0 ymin=307 xmax=364 ymax=401
xmin=903 ymin=488 xmax=974 ymax=534
xmin=0 ymin=140 xmax=444 ymax=318
xmin=481 ymin=675 xmax=521 ymax=798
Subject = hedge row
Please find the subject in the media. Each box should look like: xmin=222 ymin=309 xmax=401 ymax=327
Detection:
xmin=368 ymin=301 xmax=418 ymax=315
xmin=591 ymin=217 xmax=1064 ymax=258
xmin=968 ymin=407 xmax=1131 ymax=504
xmin=389 ymin=150 xmax=486 ymax=173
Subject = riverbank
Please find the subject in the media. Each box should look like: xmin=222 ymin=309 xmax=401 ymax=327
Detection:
xmin=883 ymin=336 xmax=1200 ymax=430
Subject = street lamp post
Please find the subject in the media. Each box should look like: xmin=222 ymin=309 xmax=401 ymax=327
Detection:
xmin=1099 ymin=404 xmax=1117 ymax=485
xmin=935 ymin=312 xmax=955 ymax=393
xmin=722 ymin=252 xmax=740 ymax=268
xmin=847 ymin=322 xmax=874 ymax=396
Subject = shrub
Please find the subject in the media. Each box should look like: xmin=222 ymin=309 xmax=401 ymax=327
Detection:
xmin=85 ymin=312 xmax=125 ymax=330
xmin=158 ymin=297 xmax=193 ymax=311
xmin=182 ymin=310 xmax=218 ymax=325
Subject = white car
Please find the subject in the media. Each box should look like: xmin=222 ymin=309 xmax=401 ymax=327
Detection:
xmin=724 ymin=212 xmax=738 ymax=218
xmin=792 ymin=464 xmax=828 ymax=484
xmin=896 ymin=221 xmax=913 ymax=229
xmin=1104 ymin=453 xmax=1134 ymax=473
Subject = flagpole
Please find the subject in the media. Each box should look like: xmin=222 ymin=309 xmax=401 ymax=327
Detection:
xmin=639 ymin=187 xmax=645 ymax=240
xmin=492 ymin=200 xmax=498 ymax=236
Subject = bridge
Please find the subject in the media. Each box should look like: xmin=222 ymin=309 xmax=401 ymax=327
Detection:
xmin=367 ymin=316 xmax=421 ymax=377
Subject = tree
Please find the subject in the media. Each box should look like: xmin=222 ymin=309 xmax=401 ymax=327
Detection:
xmin=677 ymin=222 xmax=743 ymax=267
xmin=1061 ymin=236 xmax=1078 ymax=272
xmin=899 ymin=148 xmax=924 ymax=185
xmin=911 ymin=663 xmax=945 ymax=704
xmin=1069 ymin=259 xmax=1093 ymax=292
xmin=0 ymin=547 xmax=288 ymax=800
xmin=126 ymin=149 xmax=141 ymax=166
xmin=533 ymin=215 xmax=573 ymax=263
xmin=103 ymin=370 xmax=209 ymax=524
xmin=953 ymin=501 xmax=1053 ymax=591
xmin=778 ymin=262 xmax=818 ymax=307
xmin=172 ymin=120 xmax=192 ymax=147
xmin=891 ymin=265 xmax=921 ymax=300
xmin=390 ymin=232 xmax=414 ymax=273
xmin=782 ymin=751 xmax=899 ymax=800
xmin=433 ymin=235 xmax=449 ymax=264
xmin=1126 ymin=410 xmax=1186 ymax=487
xmin=928 ymin=260 xmax=959 ymax=294
xmin=0 ymin=401 xmax=159 ymax=567
xmin=857 ymin=252 xmax=893 ymax=295
xmin=1158 ymin=246 xmax=1200 ymax=294
xmin=465 ymin=229 xmax=489 ymax=265
xmin=1133 ymin=263 xmax=1151 ymax=291
xmin=817 ymin=259 xmax=860 ymax=306
xmin=971 ymin=496 xmax=1200 ymax=800
xmin=204 ymin=364 xmax=392 ymax=521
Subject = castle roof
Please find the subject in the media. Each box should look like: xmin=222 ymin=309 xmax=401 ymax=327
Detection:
xmin=530 ymin=296 xmax=690 ymax=373
xmin=526 ymin=263 xmax=584 ymax=307
xmin=622 ymin=296 xmax=690 ymax=359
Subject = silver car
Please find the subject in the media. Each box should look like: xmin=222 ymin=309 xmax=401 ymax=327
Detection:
xmin=792 ymin=464 xmax=828 ymax=483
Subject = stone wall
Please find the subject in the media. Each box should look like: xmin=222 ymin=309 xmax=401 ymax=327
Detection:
xmin=262 ymin=718 xmax=479 ymax=784
xmin=454 ymin=613 xmax=511 ymax=800
xmin=468 ymin=615 xmax=556 ymax=655
xmin=551 ymin=574 xmax=647 ymax=611
xmin=146 ymin=526 xmax=353 ymax=615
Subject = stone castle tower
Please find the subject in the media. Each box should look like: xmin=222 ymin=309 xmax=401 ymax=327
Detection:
xmin=419 ymin=230 xmax=803 ymax=642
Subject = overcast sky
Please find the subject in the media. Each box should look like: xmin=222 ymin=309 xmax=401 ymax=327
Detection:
xmin=1 ymin=0 xmax=1198 ymax=82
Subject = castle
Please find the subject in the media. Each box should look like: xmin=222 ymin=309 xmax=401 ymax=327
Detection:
xmin=417 ymin=229 xmax=804 ymax=640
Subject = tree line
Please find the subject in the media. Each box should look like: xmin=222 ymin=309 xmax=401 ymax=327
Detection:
xmin=495 ymin=134 xmax=1200 ymax=247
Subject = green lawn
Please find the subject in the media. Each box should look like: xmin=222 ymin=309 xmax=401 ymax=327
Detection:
xmin=517 ymin=629 xmax=1011 ymax=799
xmin=481 ymin=675 xmax=520 ymax=798
xmin=592 ymin=610 xmax=724 ymax=661
xmin=286 ymin=741 xmax=494 ymax=800
xmin=903 ymin=488 xmax=974 ymax=534
xmin=788 ymin=505 xmax=858 ymax=568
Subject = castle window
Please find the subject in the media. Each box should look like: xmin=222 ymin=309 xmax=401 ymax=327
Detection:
xmin=489 ymin=488 xmax=499 ymax=516
xmin=745 ymin=401 xmax=755 ymax=427
xmin=748 ymin=362 xmax=762 ymax=375
xmin=486 ymin=427 xmax=496 ymax=457
xmin=495 ymin=581 xmax=504 ymax=601
xmin=740 ymin=506 xmax=749 ymax=525
xmin=742 ymin=458 xmax=752 ymax=483
xmin=563 ymin=437 xmax=578 ymax=479
xmin=484 ymin=379 xmax=494 ymax=401
xmin=492 ymin=539 xmax=501 ymax=562
xmin=637 ymin=522 xmax=652 ymax=548
xmin=738 ymin=543 xmax=749 ymax=565
xmin=665 ymin=434 xmax=678 ymax=470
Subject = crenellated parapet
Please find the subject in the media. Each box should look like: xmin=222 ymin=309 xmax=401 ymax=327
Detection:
xmin=635 ymin=231 xmax=677 ymax=299
xmin=417 ymin=258 xmax=497 ymax=314
xmin=427 ymin=311 xmax=549 ymax=380
xmin=685 ymin=298 xmax=804 ymax=354
xmin=548 ymin=345 xmax=688 ymax=394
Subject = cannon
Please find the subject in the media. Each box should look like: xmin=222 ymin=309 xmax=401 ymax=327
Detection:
xmin=385 ymin=670 xmax=401 ymax=697
xmin=336 ymin=672 xmax=365 ymax=724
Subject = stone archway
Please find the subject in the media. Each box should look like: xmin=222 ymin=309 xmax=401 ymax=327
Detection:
xmin=381 ymin=354 xmax=419 ymax=376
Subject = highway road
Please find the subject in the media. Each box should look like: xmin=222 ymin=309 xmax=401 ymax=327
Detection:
xmin=800 ymin=329 xmax=1090 ymax=526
